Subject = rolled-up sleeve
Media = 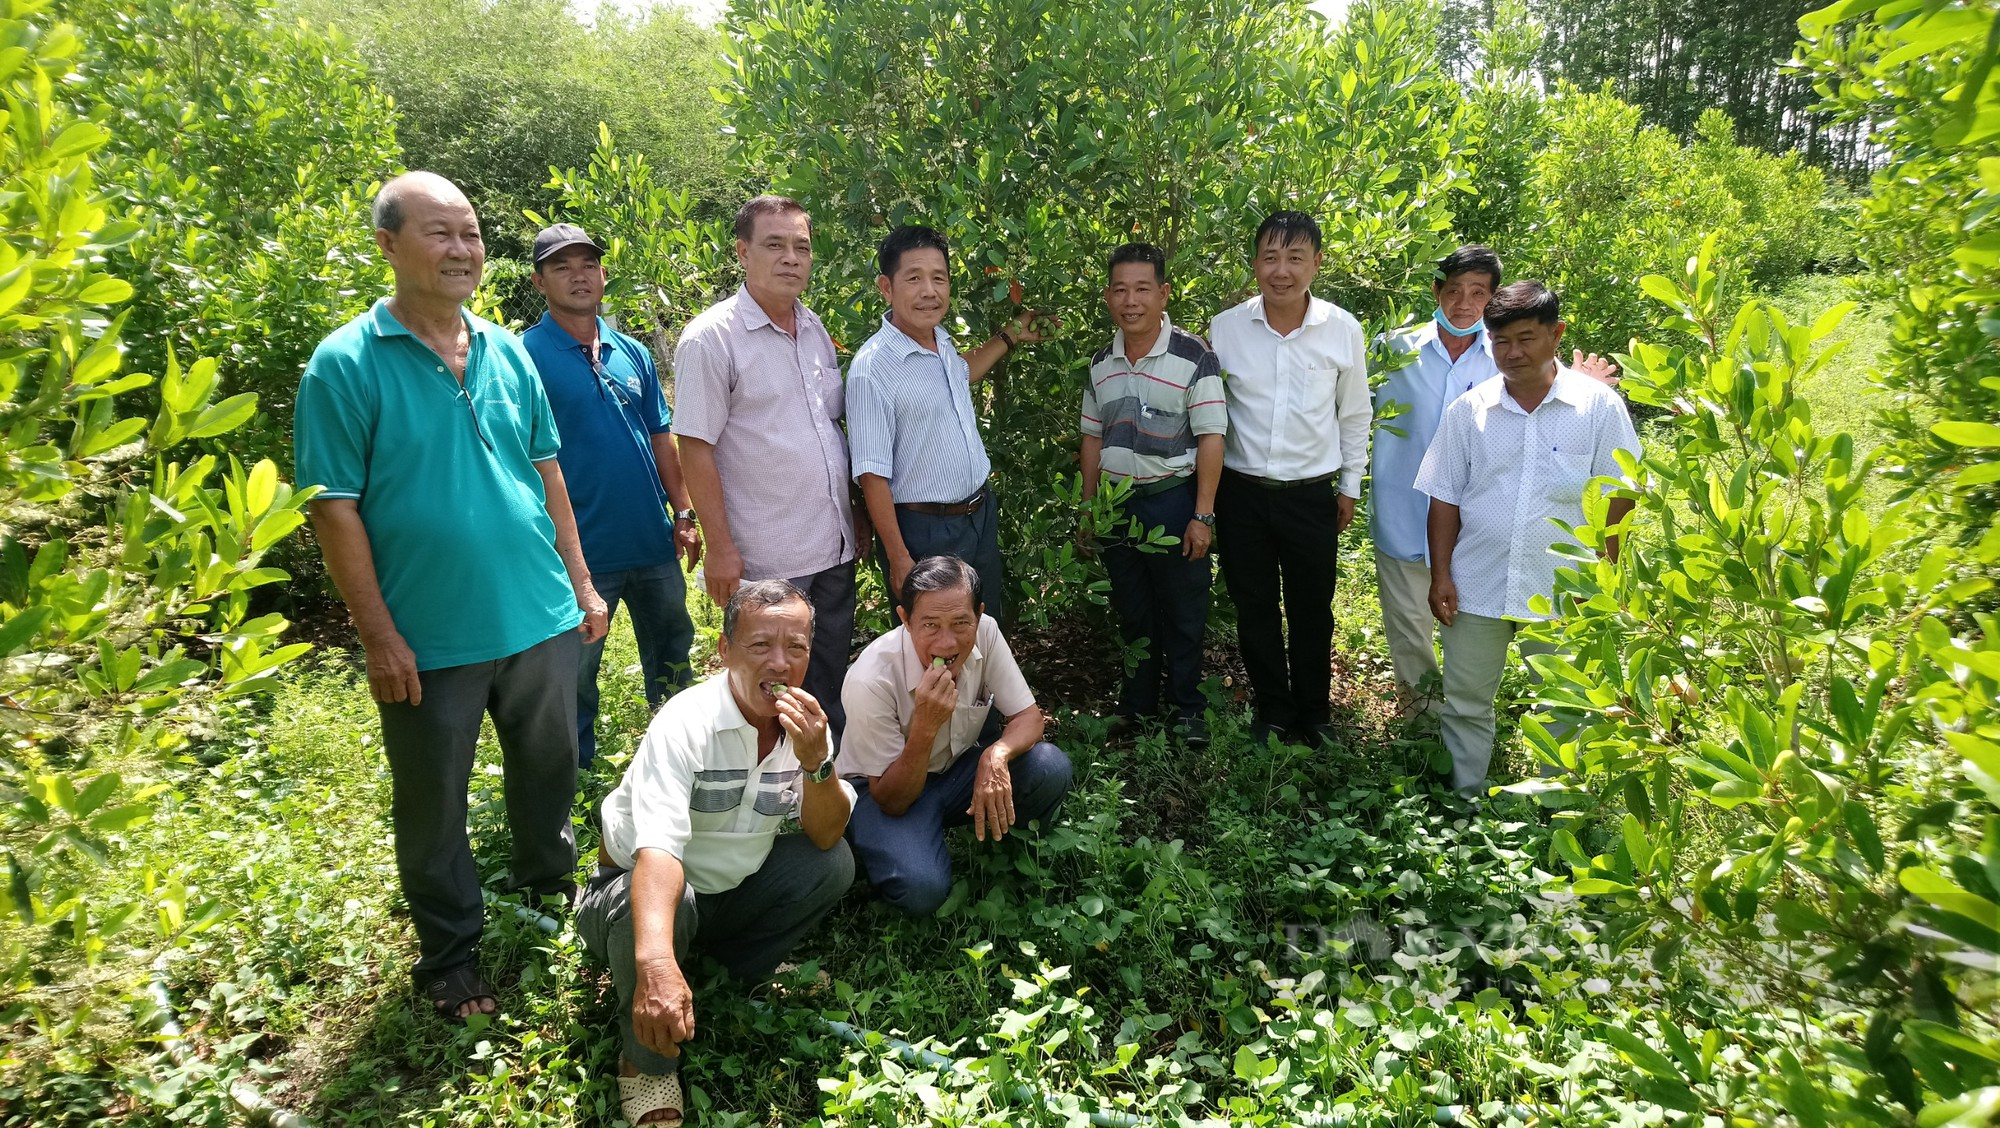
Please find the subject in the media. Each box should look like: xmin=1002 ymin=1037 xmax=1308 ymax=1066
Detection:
xmin=845 ymin=355 xmax=896 ymax=482
xmin=294 ymin=355 xmax=370 ymax=501
xmin=838 ymin=663 xmax=908 ymax=781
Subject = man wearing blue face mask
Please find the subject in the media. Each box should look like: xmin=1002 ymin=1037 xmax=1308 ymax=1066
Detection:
xmin=1369 ymin=246 xmax=1618 ymax=719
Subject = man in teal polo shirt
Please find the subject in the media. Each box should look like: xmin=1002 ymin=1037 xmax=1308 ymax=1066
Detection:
xmin=523 ymin=223 xmax=701 ymax=769
xmin=295 ymin=171 xmax=608 ymax=1022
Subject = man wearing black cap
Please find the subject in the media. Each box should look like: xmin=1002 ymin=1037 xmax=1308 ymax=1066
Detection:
xmin=523 ymin=223 xmax=703 ymax=769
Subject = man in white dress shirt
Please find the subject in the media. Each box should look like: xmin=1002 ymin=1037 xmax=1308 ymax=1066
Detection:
xmin=1370 ymin=246 xmax=1620 ymax=718
xmin=1210 ymin=211 xmax=1372 ymax=747
xmin=1414 ymin=282 xmax=1641 ymax=797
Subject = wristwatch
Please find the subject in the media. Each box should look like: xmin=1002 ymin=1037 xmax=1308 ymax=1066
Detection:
xmin=803 ymin=754 xmax=836 ymax=784
xmin=1193 ymin=512 xmax=1216 ymax=527
xmin=674 ymin=508 xmax=697 ymax=523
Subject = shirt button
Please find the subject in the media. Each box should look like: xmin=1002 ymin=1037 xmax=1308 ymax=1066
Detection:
xmin=435 ymin=366 xmax=444 ymax=372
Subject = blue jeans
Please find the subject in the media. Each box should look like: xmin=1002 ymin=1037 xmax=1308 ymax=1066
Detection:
xmin=578 ymin=562 xmax=696 ymax=767
xmin=847 ymin=741 xmax=1072 ymax=916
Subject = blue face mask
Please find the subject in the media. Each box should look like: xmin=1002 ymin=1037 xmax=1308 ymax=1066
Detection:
xmin=1434 ymin=306 xmax=1483 ymax=337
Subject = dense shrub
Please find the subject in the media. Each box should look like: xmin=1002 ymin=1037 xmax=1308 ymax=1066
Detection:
xmin=724 ymin=0 xmax=1471 ymax=626
xmin=0 ymin=0 xmax=315 ymax=1074
xmin=72 ymin=0 xmax=399 ymax=469
xmin=1523 ymin=0 xmax=2000 ymax=1104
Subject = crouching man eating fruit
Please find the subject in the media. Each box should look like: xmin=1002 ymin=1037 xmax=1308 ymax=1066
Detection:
xmin=839 ymin=554 xmax=1073 ymax=916
xmin=577 ymin=579 xmax=855 ymax=1126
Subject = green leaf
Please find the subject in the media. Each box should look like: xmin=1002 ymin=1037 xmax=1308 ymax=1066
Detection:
xmin=1933 ymin=421 xmax=2000 ymax=447
xmin=1901 ymin=867 xmax=2000 ymax=930
xmin=185 ymin=392 xmax=259 ymax=439
xmin=0 ymin=606 xmax=54 ymax=657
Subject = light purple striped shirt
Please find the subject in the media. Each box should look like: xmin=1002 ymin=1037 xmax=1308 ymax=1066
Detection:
xmin=672 ymin=288 xmax=857 ymax=580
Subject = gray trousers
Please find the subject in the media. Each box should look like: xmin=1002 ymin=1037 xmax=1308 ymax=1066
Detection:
xmin=1438 ymin=612 xmax=1562 ymax=795
xmin=1375 ymin=550 xmax=1441 ymax=712
xmin=576 ymin=834 xmax=855 ymax=1075
xmin=376 ymin=628 xmax=581 ymax=978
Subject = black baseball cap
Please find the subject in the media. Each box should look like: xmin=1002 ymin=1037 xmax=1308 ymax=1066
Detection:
xmin=532 ymin=222 xmax=607 ymax=266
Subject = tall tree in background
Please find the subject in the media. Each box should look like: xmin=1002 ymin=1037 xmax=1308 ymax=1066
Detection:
xmin=283 ymin=0 xmax=731 ymax=256
xmin=1521 ymin=0 xmax=1869 ymax=174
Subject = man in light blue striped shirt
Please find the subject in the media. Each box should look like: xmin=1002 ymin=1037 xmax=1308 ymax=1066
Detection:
xmin=848 ymin=225 xmax=1050 ymax=621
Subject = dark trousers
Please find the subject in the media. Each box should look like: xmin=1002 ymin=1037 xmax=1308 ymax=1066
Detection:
xmin=576 ymin=834 xmax=854 ymax=1075
xmin=577 ymin=562 xmax=696 ymax=767
xmin=1103 ymin=479 xmax=1212 ymax=719
xmin=376 ymin=628 xmax=581 ymax=978
xmin=847 ymin=741 xmax=1072 ymax=917
xmin=1215 ymin=470 xmax=1342 ymax=731
xmin=884 ymin=486 xmax=1006 ymax=622
xmin=784 ymin=559 xmax=856 ymax=736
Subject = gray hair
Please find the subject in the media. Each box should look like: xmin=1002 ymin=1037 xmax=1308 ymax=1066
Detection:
xmin=900 ymin=554 xmax=980 ymax=619
xmin=724 ymin=579 xmax=813 ymax=641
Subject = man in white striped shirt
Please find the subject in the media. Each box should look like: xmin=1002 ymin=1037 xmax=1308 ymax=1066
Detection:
xmin=1078 ymin=243 xmax=1227 ymax=746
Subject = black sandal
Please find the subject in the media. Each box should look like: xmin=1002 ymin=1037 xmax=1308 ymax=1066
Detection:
xmin=418 ymin=963 xmax=495 ymax=1022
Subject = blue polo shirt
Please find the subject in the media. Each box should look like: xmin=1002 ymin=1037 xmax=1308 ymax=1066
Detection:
xmin=1368 ymin=323 xmax=1498 ymax=562
xmin=294 ymin=299 xmax=584 ymax=670
xmin=521 ymin=313 xmax=676 ymax=574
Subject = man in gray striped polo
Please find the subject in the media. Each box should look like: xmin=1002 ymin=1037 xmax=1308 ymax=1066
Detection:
xmin=847 ymin=224 xmax=1050 ymax=621
xmin=1077 ymin=243 xmax=1226 ymax=747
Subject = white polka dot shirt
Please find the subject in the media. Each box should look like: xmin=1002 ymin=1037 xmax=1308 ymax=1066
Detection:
xmin=1413 ymin=367 xmax=1641 ymax=620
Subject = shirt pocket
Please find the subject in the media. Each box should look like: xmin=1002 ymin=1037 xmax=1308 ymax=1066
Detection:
xmin=814 ymin=357 xmax=844 ymax=420
xmin=948 ymin=698 xmax=995 ymax=760
xmin=1543 ymin=448 xmax=1597 ymax=506
xmin=688 ymin=768 xmax=749 ymax=830
xmin=751 ymin=769 xmax=803 ymax=818
xmin=1128 ymin=405 xmax=1193 ymax=460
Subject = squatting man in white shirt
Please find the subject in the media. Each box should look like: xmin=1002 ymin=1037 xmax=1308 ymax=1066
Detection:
xmin=577 ymin=579 xmax=856 ymax=1127
xmin=1414 ymin=281 xmax=1641 ymax=798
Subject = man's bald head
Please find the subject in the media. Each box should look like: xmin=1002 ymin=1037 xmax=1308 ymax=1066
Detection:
xmin=373 ymin=171 xmax=469 ymax=234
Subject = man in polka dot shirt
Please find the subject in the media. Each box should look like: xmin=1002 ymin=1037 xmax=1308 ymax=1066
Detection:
xmin=1413 ymin=281 xmax=1640 ymax=798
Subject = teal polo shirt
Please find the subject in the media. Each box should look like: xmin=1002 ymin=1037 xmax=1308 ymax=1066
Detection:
xmin=295 ymin=299 xmax=584 ymax=670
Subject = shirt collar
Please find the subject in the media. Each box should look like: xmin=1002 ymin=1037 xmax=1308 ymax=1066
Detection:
xmin=531 ymin=311 xmax=610 ymax=357
xmin=735 ymin=286 xmax=812 ymax=335
xmin=881 ymin=312 xmax=952 ymax=359
xmin=1492 ymin=365 xmax=1587 ymax=415
xmin=1547 ymin=365 xmax=1593 ymax=407
xmin=893 ymin=623 xmax=986 ymax=689
xmin=1112 ymin=312 xmax=1175 ymax=363
xmin=1247 ymin=294 xmax=1329 ymax=334
xmin=1419 ymin=321 xmax=1491 ymax=365
xmin=368 ymin=296 xmax=492 ymax=341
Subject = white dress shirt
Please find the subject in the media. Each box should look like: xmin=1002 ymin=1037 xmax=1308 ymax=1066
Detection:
xmin=1413 ymin=367 xmax=1641 ymax=621
xmin=599 ymin=674 xmax=854 ymax=894
xmin=1210 ymin=294 xmax=1372 ymax=496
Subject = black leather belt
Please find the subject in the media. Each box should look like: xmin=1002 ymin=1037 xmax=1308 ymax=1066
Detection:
xmin=898 ymin=488 xmax=988 ymax=517
xmin=1225 ymin=468 xmax=1336 ymax=490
